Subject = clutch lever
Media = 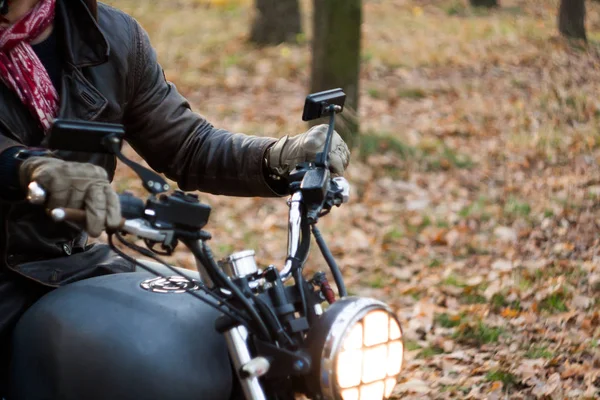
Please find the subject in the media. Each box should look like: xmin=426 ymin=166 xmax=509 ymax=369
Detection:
xmin=49 ymin=208 xmax=125 ymax=231
xmin=27 ymin=182 xmax=169 ymax=243
xmin=28 ymin=182 xmax=126 ymax=230
xmin=49 ymin=207 xmax=169 ymax=243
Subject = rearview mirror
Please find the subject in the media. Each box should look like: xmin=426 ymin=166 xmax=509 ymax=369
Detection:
xmin=48 ymin=119 xmax=169 ymax=194
xmin=302 ymin=88 xmax=346 ymax=121
xmin=48 ymin=119 xmax=125 ymax=153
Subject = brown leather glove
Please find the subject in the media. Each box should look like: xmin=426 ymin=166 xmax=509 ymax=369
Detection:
xmin=267 ymin=124 xmax=350 ymax=178
xmin=19 ymin=157 xmax=121 ymax=237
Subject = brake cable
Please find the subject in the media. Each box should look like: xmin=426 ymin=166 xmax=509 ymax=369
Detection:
xmin=311 ymin=225 xmax=347 ymax=297
xmin=108 ymin=233 xmax=253 ymax=333
xmin=191 ymin=239 xmax=273 ymax=342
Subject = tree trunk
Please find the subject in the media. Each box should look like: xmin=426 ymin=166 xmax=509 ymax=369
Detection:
xmin=558 ymin=0 xmax=586 ymax=41
xmin=249 ymin=0 xmax=302 ymax=46
xmin=469 ymin=0 xmax=498 ymax=7
xmin=310 ymin=0 xmax=362 ymax=149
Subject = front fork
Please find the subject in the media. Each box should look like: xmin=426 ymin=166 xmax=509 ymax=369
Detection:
xmin=216 ymin=191 xmax=309 ymax=400
xmin=224 ymin=326 xmax=268 ymax=400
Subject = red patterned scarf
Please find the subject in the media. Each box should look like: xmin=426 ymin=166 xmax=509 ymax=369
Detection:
xmin=0 ymin=0 xmax=58 ymax=133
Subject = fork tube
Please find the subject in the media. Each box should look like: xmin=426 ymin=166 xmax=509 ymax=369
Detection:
xmin=224 ymin=326 xmax=267 ymax=400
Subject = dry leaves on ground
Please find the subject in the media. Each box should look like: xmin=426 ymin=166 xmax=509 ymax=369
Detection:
xmin=105 ymin=0 xmax=600 ymax=398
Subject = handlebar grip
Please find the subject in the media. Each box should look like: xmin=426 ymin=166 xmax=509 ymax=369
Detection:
xmin=29 ymin=182 xmax=141 ymax=224
xmin=49 ymin=208 xmax=87 ymax=224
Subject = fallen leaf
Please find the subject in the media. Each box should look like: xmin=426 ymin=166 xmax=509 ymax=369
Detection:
xmin=515 ymin=359 xmax=545 ymax=382
xmin=494 ymin=226 xmax=517 ymax=243
xmin=492 ymin=259 xmax=513 ymax=272
xmin=531 ymin=373 xmax=562 ymax=397
xmin=501 ymin=308 xmax=520 ymax=319
xmin=572 ymin=295 xmax=592 ymax=310
xmin=395 ymin=379 xmax=430 ymax=394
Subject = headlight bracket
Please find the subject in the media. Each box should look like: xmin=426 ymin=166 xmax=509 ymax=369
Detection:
xmin=252 ymin=339 xmax=312 ymax=379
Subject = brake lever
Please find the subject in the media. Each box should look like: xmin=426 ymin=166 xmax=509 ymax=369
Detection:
xmin=29 ymin=182 xmax=183 ymax=249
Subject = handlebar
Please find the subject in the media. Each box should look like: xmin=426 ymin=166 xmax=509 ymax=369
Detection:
xmin=280 ymin=176 xmax=350 ymax=280
xmin=49 ymin=208 xmax=91 ymax=225
xmin=280 ymin=192 xmax=303 ymax=280
xmin=28 ymin=174 xmax=351 ymax=282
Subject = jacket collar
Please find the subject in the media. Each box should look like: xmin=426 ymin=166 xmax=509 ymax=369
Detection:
xmin=56 ymin=0 xmax=109 ymax=69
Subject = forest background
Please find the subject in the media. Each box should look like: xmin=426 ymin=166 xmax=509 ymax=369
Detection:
xmin=103 ymin=0 xmax=600 ymax=398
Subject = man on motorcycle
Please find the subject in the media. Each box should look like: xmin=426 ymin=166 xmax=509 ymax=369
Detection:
xmin=0 ymin=0 xmax=350 ymax=391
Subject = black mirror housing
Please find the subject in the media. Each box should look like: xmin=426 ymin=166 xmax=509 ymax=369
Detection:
xmin=47 ymin=119 xmax=169 ymax=195
xmin=302 ymin=89 xmax=346 ymax=121
xmin=48 ymin=119 xmax=125 ymax=154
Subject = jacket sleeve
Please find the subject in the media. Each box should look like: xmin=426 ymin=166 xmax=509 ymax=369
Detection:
xmin=122 ymin=21 xmax=280 ymax=197
xmin=0 ymin=131 xmax=23 ymax=155
xmin=0 ymin=126 xmax=26 ymax=201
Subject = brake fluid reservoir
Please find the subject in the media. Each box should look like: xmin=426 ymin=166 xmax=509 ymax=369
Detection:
xmin=221 ymin=250 xmax=259 ymax=279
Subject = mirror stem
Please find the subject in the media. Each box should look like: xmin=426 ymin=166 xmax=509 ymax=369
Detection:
xmin=102 ymin=134 xmax=170 ymax=194
xmin=315 ymin=105 xmax=340 ymax=167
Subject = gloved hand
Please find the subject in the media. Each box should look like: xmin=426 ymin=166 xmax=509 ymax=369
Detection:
xmin=267 ymin=124 xmax=350 ymax=179
xmin=19 ymin=157 xmax=121 ymax=237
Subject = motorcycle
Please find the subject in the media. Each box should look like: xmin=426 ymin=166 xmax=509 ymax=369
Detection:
xmin=8 ymin=89 xmax=404 ymax=400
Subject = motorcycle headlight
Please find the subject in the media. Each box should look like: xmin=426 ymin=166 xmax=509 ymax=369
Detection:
xmin=306 ymin=297 xmax=404 ymax=400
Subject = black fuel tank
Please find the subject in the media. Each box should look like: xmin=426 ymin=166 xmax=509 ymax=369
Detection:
xmin=9 ymin=271 xmax=233 ymax=400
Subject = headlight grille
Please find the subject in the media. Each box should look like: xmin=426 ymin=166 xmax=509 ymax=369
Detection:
xmin=307 ymin=297 xmax=404 ymax=400
xmin=336 ymin=311 xmax=403 ymax=400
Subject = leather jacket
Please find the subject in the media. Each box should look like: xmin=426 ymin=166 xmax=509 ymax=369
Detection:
xmin=0 ymin=0 xmax=279 ymax=286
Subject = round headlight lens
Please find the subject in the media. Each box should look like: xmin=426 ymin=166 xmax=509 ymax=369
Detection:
xmin=306 ymin=297 xmax=404 ymax=400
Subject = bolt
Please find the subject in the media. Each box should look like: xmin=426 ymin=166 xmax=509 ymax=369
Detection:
xmin=293 ymin=360 xmax=305 ymax=372
xmin=163 ymin=184 xmax=170 ymax=191
xmin=62 ymin=243 xmax=72 ymax=256
xmin=147 ymin=180 xmax=154 ymax=188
